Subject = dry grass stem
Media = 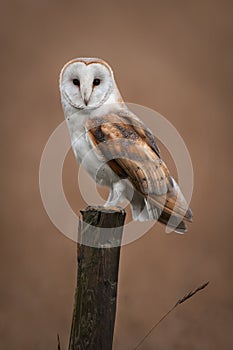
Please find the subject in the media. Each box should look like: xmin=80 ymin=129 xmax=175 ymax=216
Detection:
xmin=134 ymin=281 xmax=210 ymax=350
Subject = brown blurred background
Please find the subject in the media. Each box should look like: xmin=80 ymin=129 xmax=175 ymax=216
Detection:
xmin=1 ymin=0 xmax=233 ymax=349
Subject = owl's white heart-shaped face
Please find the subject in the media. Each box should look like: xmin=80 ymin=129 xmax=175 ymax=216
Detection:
xmin=60 ymin=59 xmax=114 ymax=111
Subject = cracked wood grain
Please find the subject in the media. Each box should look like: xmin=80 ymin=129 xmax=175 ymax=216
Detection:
xmin=69 ymin=206 xmax=126 ymax=350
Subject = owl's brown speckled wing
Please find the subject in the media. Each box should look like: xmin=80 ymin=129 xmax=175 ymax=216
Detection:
xmin=86 ymin=112 xmax=192 ymax=222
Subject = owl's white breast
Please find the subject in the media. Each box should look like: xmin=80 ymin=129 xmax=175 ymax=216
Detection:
xmin=66 ymin=113 xmax=119 ymax=187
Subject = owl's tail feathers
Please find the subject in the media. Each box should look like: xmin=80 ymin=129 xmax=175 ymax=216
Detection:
xmin=158 ymin=210 xmax=188 ymax=234
xmin=130 ymin=192 xmax=189 ymax=233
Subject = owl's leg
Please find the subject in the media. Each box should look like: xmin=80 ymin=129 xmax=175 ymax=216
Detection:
xmin=105 ymin=190 xmax=117 ymax=207
xmin=104 ymin=181 xmax=127 ymax=207
xmin=130 ymin=191 xmax=162 ymax=222
xmin=130 ymin=191 xmax=147 ymax=220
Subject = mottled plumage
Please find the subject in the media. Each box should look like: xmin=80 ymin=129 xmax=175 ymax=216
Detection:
xmin=59 ymin=58 xmax=192 ymax=233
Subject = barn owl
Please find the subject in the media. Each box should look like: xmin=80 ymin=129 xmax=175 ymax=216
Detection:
xmin=59 ymin=58 xmax=192 ymax=233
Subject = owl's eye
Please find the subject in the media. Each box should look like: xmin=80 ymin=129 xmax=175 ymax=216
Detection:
xmin=73 ymin=79 xmax=80 ymax=86
xmin=93 ymin=78 xmax=101 ymax=86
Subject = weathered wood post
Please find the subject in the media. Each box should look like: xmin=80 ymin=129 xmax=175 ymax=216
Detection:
xmin=68 ymin=206 xmax=126 ymax=350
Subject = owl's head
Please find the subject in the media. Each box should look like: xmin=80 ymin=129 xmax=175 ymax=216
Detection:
xmin=60 ymin=58 xmax=117 ymax=111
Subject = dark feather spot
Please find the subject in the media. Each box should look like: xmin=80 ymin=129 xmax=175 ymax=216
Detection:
xmin=115 ymin=124 xmax=138 ymax=139
xmin=92 ymin=127 xmax=106 ymax=143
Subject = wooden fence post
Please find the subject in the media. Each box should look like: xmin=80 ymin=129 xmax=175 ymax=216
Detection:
xmin=68 ymin=206 xmax=126 ymax=350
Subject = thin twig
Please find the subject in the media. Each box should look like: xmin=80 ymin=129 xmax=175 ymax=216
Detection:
xmin=174 ymin=281 xmax=209 ymax=307
xmin=57 ymin=334 xmax=61 ymax=350
xmin=134 ymin=281 xmax=209 ymax=350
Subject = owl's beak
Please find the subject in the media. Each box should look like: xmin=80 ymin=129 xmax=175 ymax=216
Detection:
xmin=81 ymin=85 xmax=92 ymax=106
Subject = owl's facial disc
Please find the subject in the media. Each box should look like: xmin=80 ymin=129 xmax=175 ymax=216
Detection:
xmin=60 ymin=61 xmax=114 ymax=110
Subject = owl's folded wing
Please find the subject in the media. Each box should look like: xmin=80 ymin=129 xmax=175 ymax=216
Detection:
xmin=86 ymin=112 xmax=192 ymax=222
